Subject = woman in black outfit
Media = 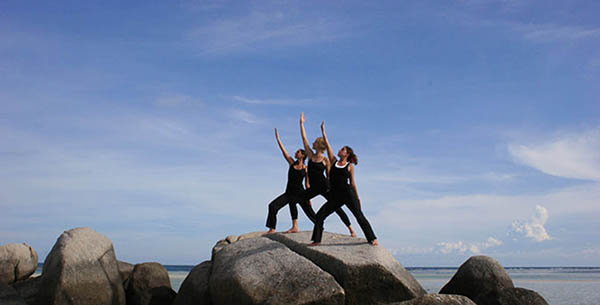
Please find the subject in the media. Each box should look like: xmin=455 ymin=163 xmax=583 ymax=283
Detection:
xmin=299 ymin=113 xmax=356 ymax=237
xmin=310 ymin=121 xmax=379 ymax=246
xmin=265 ymin=128 xmax=315 ymax=233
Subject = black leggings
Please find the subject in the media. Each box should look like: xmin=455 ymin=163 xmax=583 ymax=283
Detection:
xmin=265 ymin=193 xmax=315 ymax=229
xmin=311 ymin=189 xmax=377 ymax=243
xmin=298 ymin=186 xmax=352 ymax=227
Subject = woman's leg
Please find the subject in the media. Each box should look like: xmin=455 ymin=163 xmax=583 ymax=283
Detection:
xmin=265 ymin=193 xmax=290 ymax=231
xmin=310 ymin=199 xmax=343 ymax=244
xmin=322 ymin=191 xmax=355 ymax=236
xmin=344 ymin=192 xmax=377 ymax=243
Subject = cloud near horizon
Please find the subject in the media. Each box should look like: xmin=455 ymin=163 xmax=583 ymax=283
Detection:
xmin=512 ymin=205 xmax=552 ymax=242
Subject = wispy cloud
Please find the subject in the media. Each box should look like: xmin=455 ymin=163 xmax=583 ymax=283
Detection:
xmin=156 ymin=94 xmax=202 ymax=106
xmin=512 ymin=205 xmax=551 ymax=242
xmin=229 ymin=108 xmax=262 ymax=124
xmin=509 ymin=127 xmax=600 ymax=181
xmin=231 ymin=95 xmax=318 ymax=106
xmin=517 ymin=24 xmax=600 ymax=43
xmin=187 ymin=11 xmax=346 ymax=54
xmin=438 ymin=237 xmax=503 ymax=255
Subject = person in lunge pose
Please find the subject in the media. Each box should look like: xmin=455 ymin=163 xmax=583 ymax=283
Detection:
xmin=265 ymin=128 xmax=315 ymax=234
xmin=309 ymin=121 xmax=379 ymax=246
xmin=299 ymin=113 xmax=357 ymax=237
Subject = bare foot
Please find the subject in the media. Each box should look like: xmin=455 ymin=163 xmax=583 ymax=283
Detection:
xmin=264 ymin=229 xmax=276 ymax=235
xmin=348 ymin=226 xmax=357 ymax=237
xmin=369 ymin=239 xmax=379 ymax=246
xmin=308 ymin=242 xmax=321 ymax=247
xmin=285 ymin=227 xmax=299 ymax=233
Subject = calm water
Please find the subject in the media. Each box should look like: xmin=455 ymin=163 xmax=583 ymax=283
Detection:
xmin=34 ymin=265 xmax=600 ymax=304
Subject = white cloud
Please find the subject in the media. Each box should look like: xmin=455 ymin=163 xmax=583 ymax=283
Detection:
xmin=229 ymin=109 xmax=261 ymax=124
xmin=509 ymin=128 xmax=600 ymax=181
xmin=512 ymin=205 xmax=552 ymax=242
xmin=518 ymin=24 xmax=600 ymax=43
xmin=437 ymin=237 xmax=503 ymax=255
xmin=187 ymin=11 xmax=345 ymax=53
xmin=231 ymin=95 xmax=317 ymax=106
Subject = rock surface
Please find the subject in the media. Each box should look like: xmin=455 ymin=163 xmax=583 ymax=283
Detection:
xmin=475 ymin=287 xmax=549 ymax=305
xmin=0 ymin=284 xmax=28 ymax=305
xmin=210 ymin=237 xmax=344 ymax=305
xmin=212 ymin=231 xmax=264 ymax=258
xmin=173 ymin=261 xmax=212 ymax=305
xmin=126 ymin=262 xmax=174 ymax=305
xmin=266 ymin=231 xmax=426 ymax=305
xmin=0 ymin=243 xmax=38 ymax=285
xmin=37 ymin=227 xmax=126 ymax=305
xmin=439 ymin=255 xmax=513 ymax=300
xmin=12 ymin=276 xmax=42 ymax=305
xmin=391 ymin=293 xmax=477 ymax=305
xmin=118 ymin=261 xmax=134 ymax=284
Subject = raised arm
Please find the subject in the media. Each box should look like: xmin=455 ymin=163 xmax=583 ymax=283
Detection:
xmin=299 ymin=112 xmax=314 ymax=159
xmin=321 ymin=121 xmax=336 ymax=164
xmin=275 ymin=128 xmax=294 ymax=165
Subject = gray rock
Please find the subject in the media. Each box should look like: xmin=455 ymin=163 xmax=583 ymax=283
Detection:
xmin=212 ymin=232 xmax=266 ymax=259
xmin=37 ymin=227 xmax=126 ymax=305
xmin=12 ymin=276 xmax=42 ymax=305
xmin=474 ymin=287 xmax=548 ymax=305
xmin=0 ymin=243 xmax=38 ymax=285
xmin=439 ymin=256 xmax=514 ymax=301
xmin=126 ymin=262 xmax=174 ymax=305
xmin=210 ymin=237 xmax=344 ymax=305
xmin=0 ymin=284 xmax=28 ymax=305
xmin=172 ymin=261 xmax=212 ymax=305
xmin=390 ymin=294 xmax=477 ymax=305
xmin=266 ymin=231 xmax=426 ymax=305
xmin=211 ymin=240 xmax=228 ymax=259
xmin=118 ymin=261 xmax=134 ymax=283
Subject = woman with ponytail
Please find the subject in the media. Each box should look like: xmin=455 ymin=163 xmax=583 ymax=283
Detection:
xmin=310 ymin=121 xmax=379 ymax=246
xmin=265 ymin=128 xmax=315 ymax=233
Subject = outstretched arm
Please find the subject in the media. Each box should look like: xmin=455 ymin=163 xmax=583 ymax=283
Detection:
xmin=349 ymin=164 xmax=361 ymax=208
xmin=275 ymin=128 xmax=294 ymax=165
xmin=299 ymin=112 xmax=314 ymax=159
xmin=321 ymin=121 xmax=336 ymax=164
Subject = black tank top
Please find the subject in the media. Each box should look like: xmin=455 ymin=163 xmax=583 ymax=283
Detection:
xmin=330 ymin=161 xmax=351 ymax=192
xmin=285 ymin=164 xmax=306 ymax=194
xmin=307 ymin=159 xmax=329 ymax=190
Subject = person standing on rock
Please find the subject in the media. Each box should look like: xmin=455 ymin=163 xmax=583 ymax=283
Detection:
xmin=299 ymin=113 xmax=357 ymax=237
xmin=310 ymin=121 xmax=379 ymax=246
xmin=265 ymin=128 xmax=316 ymax=234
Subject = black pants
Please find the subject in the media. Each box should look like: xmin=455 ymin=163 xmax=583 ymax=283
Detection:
xmin=265 ymin=193 xmax=316 ymax=229
xmin=311 ymin=189 xmax=377 ymax=243
xmin=298 ymin=186 xmax=352 ymax=227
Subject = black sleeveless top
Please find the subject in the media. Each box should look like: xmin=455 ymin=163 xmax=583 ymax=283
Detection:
xmin=329 ymin=161 xmax=351 ymax=192
xmin=307 ymin=159 xmax=329 ymax=190
xmin=285 ymin=164 xmax=306 ymax=195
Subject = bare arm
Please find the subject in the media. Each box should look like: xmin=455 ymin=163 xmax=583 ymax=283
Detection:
xmin=299 ymin=112 xmax=314 ymax=159
xmin=275 ymin=128 xmax=294 ymax=165
xmin=349 ymin=164 xmax=361 ymax=208
xmin=321 ymin=121 xmax=337 ymax=164
xmin=304 ymin=167 xmax=310 ymax=188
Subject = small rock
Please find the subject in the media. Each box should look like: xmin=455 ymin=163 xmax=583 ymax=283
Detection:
xmin=391 ymin=293 xmax=477 ymax=305
xmin=0 ymin=243 xmax=38 ymax=285
xmin=439 ymin=255 xmax=513 ymax=300
xmin=475 ymin=287 xmax=549 ymax=305
xmin=126 ymin=262 xmax=174 ymax=305
xmin=172 ymin=261 xmax=212 ymax=305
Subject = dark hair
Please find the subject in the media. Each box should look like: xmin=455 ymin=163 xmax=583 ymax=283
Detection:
xmin=294 ymin=149 xmax=307 ymax=165
xmin=344 ymin=146 xmax=358 ymax=165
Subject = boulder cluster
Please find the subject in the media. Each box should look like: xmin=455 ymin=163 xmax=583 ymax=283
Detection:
xmin=1 ymin=228 xmax=548 ymax=305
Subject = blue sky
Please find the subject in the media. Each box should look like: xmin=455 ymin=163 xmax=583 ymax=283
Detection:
xmin=1 ymin=0 xmax=599 ymax=266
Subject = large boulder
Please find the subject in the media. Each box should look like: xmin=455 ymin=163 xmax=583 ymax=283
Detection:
xmin=126 ymin=262 xmax=175 ymax=305
xmin=474 ymin=287 xmax=548 ymax=305
xmin=212 ymin=232 xmax=264 ymax=258
xmin=0 ymin=284 xmax=28 ymax=305
xmin=118 ymin=261 xmax=134 ymax=284
xmin=0 ymin=243 xmax=38 ymax=285
xmin=37 ymin=227 xmax=126 ymax=305
xmin=439 ymin=256 xmax=514 ymax=301
xmin=266 ymin=231 xmax=426 ymax=305
xmin=172 ymin=261 xmax=212 ymax=305
xmin=210 ymin=237 xmax=344 ymax=305
xmin=12 ymin=276 xmax=42 ymax=305
xmin=391 ymin=294 xmax=477 ymax=305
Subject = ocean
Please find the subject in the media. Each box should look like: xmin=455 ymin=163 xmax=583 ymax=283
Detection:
xmin=34 ymin=265 xmax=600 ymax=304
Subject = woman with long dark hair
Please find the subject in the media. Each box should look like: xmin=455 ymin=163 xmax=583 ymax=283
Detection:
xmin=310 ymin=121 xmax=379 ymax=246
xmin=265 ymin=128 xmax=316 ymax=233
xmin=299 ymin=113 xmax=357 ymax=237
